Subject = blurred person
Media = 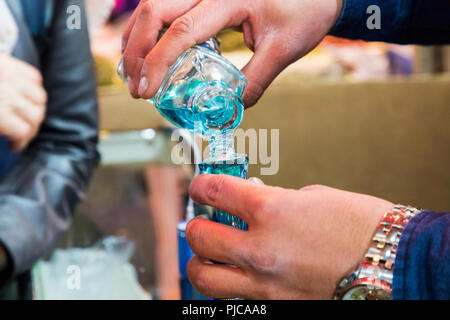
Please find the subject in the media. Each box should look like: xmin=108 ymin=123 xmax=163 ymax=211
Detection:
xmin=0 ymin=0 xmax=98 ymax=298
xmin=122 ymin=0 xmax=449 ymax=299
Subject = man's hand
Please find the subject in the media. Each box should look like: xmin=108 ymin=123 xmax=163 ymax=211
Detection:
xmin=122 ymin=0 xmax=343 ymax=107
xmin=0 ymin=54 xmax=47 ymax=152
xmin=186 ymin=175 xmax=393 ymax=299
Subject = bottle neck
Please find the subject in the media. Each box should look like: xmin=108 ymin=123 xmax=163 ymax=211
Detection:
xmin=208 ymin=133 xmax=236 ymax=160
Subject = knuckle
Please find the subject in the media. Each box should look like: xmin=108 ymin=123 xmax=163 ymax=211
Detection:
xmin=139 ymin=0 xmax=155 ymax=18
xmin=250 ymin=195 xmax=268 ymax=215
xmin=244 ymin=82 xmax=265 ymax=107
xmin=247 ymin=243 xmax=278 ymax=274
xmin=24 ymin=65 xmax=43 ymax=84
xmin=171 ymin=15 xmax=195 ymax=36
xmin=35 ymin=87 xmax=47 ymax=105
xmin=269 ymin=41 xmax=295 ymax=62
xmin=250 ymin=189 xmax=285 ymax=224
xmin=123 ymin=47 xmax=142 ymax=61
xmin=252 ymin=194 xmax=276 ymax=217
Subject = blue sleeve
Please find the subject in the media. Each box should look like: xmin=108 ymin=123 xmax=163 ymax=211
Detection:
xmin=393 ymin=210 xmax=450 ymax=300
xmin=329 ymin=0 xmax=450 ymax=44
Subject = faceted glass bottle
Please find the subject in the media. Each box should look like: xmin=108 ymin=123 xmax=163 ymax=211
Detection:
xmin=118 ymin=37 xmax=249 ymax=231
xmin=118 ymin=38 xmax=247 ymax=137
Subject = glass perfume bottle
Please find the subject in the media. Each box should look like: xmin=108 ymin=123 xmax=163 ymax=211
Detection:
xmin=117 ymin=37 xmax=247 ymax=137
xmin=199 ymin=134 xmax=249 ymax=230
xmin=118 ymin=37 xmax=249 ymax=231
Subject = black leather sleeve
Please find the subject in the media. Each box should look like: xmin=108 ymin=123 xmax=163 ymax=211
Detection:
xmin=0 ymin=0 xmax=99 ymax=281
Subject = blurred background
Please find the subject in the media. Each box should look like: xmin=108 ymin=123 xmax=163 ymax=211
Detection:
xmin=31 ymin=0 xmax=450 ymax=300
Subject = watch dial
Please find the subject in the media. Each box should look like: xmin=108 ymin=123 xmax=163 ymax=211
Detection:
xmin=343 ymin=285 xmax=391 ymax=300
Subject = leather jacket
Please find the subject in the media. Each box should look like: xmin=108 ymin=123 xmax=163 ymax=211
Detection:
xmin=0 ymin=0 xmax=99 ymax=288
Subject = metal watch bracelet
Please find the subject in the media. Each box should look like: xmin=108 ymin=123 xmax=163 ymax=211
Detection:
xmin=333 ymin=205 xmax=422 ymax=300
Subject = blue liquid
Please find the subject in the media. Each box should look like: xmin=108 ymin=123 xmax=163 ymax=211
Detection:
xmin=199 ymin=156 xmax=249 ymax=231
xmin=156 ymin=79 xmax=242 ymax=136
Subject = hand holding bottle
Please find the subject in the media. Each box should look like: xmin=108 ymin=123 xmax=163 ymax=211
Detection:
xmin=0 ymin=54 xmax=47 ymax=152
xmin=186 ymin=174 xmax=393 ymax=299
xmin=121 ymin=0 xmax=343 ymax=107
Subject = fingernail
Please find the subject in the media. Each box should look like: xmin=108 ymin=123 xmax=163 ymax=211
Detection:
xmin=127 ymin=76 xmax=135 ymax=92
xmin=138 ymin=76 xmax=149 ymax=97
xmin=121 ymin=38 xmax=126 ymax=53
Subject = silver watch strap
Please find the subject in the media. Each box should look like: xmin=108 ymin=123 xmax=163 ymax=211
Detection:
xmin=334 ymin=205 xmax=421 ymax=299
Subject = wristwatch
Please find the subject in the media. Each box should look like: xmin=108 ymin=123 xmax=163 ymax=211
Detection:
xmin=333 ymin=205 xmax=421 ymax=300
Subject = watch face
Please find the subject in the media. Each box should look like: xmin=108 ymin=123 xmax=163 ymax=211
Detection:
xmin=343 ymin=285 xmax=391 ymax=300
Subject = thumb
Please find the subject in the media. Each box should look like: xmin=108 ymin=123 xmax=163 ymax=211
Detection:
xmin=241 ymin=39 xmax=292 ymax=108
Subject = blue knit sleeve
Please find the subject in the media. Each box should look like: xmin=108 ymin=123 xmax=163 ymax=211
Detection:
xmin=393 ymin=210 xmax=450 ymax=300
xmin=329 ymin=0 xmax=450 ymax=45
